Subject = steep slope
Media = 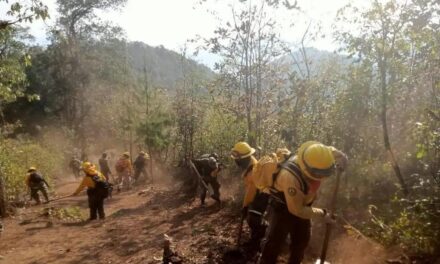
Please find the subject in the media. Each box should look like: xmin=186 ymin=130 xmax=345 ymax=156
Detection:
xmin=0 ymin=172 xmax=389 ymax=264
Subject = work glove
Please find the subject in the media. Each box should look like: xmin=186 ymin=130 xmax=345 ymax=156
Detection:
xmin=241 ymin=206 xmax=248 ymax=218
xmin=323 ymin=209 xmax=337 ymax=224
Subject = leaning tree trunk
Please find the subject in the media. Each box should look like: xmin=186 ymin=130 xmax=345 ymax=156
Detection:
xmin=379 ymin=57 xmax=409 ymax=195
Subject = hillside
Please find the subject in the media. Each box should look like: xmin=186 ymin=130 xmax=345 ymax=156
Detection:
xmin=0 ymin=173 xmax=391 ymax=264
xmin=279 ymin=47 xmax=351 ymax=76
xmin=127 ymin=42 xmax=214 ymax=89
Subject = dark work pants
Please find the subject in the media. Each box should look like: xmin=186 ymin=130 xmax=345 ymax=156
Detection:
xmin=200 ymin=176 xmax=220 ymax=204
xmin=87 ymin=190 xmax=105 ymax=220
xmin=134 ymin=167 xmax=148 ymax=182
xmin=259 ymin=203 xmax=311 ymax=264
xmin=247 ymin=192 xmax=269 ymax=245
xmin=72 ymin=168 xmax=81 ymax=179
xmin=30 ymin=183 xmax=49 ymax=203
xmin=102 ymin=171 xmax=110 ymax=182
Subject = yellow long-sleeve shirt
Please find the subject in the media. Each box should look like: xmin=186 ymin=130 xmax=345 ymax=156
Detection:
xmin=73 ymin=173 xmax=106 ymax=195
xmin=272 ymin=155 xmax=325 ymax=219
xmin=242 ymin=156 xmax=258 ymax=208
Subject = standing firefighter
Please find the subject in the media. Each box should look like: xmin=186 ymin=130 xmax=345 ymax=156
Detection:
xmin=25 ymin=167 xmax=50 ymax=204
xmin=72 ymin=162 xmax=109 ymax=220
xmin=98 ymin=152 xmax=112 ymax=182
xmin=69 ymin=156 xmax=82 ymax=179
xmin=115 ymin=152 xmax=132 ymax=190
xmin=258 ymin=141 xmax=348 ymax=264
xmin=133 ymin=151 xmax=149 ymax=183
xmin=191 ymin=153 xmax=221 ymax=206
xmin=231 ymin=142 xmax=269 ymax=247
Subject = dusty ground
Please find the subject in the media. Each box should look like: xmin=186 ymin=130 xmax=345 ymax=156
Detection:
xmin=0 ymin=174 xmax=391 ymax=264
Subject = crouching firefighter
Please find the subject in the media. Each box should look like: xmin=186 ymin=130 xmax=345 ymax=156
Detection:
xmin=191 ymin=153 xmax=221 ymax=205
xmin=25 ymin=167 xmax=50 ymax=204
xmin=72 ymin=162 xmax=111 ymax=220
xmin=258 ymin=141 xmax=348 ymax=264
xmin=231 ymin=142 xmax=269 ymax=248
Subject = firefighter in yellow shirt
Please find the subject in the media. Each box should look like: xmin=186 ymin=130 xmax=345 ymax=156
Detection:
xmin=231 ymin=142 xmax=269 ymax=248
xmin=72 ymin=162 xmax=108 ymax=220
xmin=258 ymin=141 xmax=348 ymax=264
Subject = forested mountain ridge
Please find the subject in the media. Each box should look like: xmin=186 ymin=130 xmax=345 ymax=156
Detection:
xmin=127 ymin=41 xmax=213 ymax=89
xmin=2 ymin=39 xmax=213 ymax=136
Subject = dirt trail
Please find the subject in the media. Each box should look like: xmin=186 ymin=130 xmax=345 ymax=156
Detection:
xmin=0 ymin=176 xmax=388 ymax=264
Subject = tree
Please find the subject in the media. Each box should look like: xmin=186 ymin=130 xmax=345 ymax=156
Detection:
xmin=0 ymin=0 xmax=48 ymax=31
xmin=0 ymin=18 xmax=41 ymax=215
xmin=47 ymin=0 xmax=127 ymax=154
xmin=334 ymin=0 xmax=434 ymax=195
xmin=196 ymin=0 xmax=298 ymax=147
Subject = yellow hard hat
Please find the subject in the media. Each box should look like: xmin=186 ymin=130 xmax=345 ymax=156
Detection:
xmin=123 ymin=152 xmax=130 ymax=158
xmin=276 ymin=148 xmax=291 ymax=162
xmin=231 ymin=142 xmax=255 ymax=159
xmin=297 ymin=141 xmax=335 ymax=180
xmin=28 ymin=167 xmax=37 ymax=172
xmin=82 ymin=162 xmax=97 ymax=175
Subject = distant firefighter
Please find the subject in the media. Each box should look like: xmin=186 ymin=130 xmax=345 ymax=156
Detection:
xmin=191 ymin=153 xmax=222 ymax=206
xmin=99 ymin=152 xmax=112 ymax=182
xmin=133 ymin=151 xmax=150 ymax=183
xmin=25 ymin=167 xmax=50 ymax=204
xmin=69 ymin=156 xmax=82 ymax=179
xmin=115 ymin=152 xmax=133 ymax=190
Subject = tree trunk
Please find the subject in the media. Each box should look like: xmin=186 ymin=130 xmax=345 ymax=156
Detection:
xmin=0 ymin=168 xmax=7 ymax=217
xmin=148 ymin=147 xmax=154 ymax=183
xmin=379 ymin=57 xmax=409 ymax=195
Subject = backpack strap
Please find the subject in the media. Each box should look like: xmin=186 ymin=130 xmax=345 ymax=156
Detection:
xmin=271 ymin=153 xmax=295 ymax=187
xmin=271 ymin=155 xmax=309 ymax=195
xmin=242 ymin=164 xmax=254 ymax=178
xmin=279 ymin=161 xmax=309 ymax=194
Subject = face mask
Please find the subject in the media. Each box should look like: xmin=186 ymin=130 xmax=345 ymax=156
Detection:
xmin=235 ymin=157 xmax=251 ymax=170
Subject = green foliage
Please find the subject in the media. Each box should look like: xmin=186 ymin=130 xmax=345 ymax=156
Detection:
xmin=137 ymin=113 xmax=172 ymax=152
xmin=0 ymin=0 xmax=49 ymax=30
xmin=0 ymin=26 xmax=35 ymax=116
xmin=364 ymin=181 xmax=440 ymax=256
xmin=195 ymin=108 xmax=247 ymax=158
xmin=0 ymin=137 xmax=62 ymax=198
xmin=49 ymin=206 xmax=84 ymax=221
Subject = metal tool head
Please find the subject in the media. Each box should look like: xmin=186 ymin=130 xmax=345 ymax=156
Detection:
xmin=314 ymin=259 xmax=331 ymax=264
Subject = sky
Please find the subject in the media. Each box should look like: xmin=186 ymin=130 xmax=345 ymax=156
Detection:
xmin=13 ymin=0 xmax=368 ymax=68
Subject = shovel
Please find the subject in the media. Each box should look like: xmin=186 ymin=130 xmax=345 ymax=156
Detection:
xmin=315 ymin=170 xmax=342 ymax=264
xmin=189 ymin=160 xmax=215 ymax=197
xmin=236 ymin=212 xmax=246 ymax=247
xmin=223 ymin=213 xmax=246 ymax=258
xmin=47 ymin=194 xmax=73 ymax=203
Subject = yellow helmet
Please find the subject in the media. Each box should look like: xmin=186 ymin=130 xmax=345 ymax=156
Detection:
xmin=231 ymin=142 xmax=255 ymax=159
xmin=297 ymin=141 xmax=335 ymax=180
xmin=27 ymin=167 xmax=37 ymax=173
xmin=276 ymin=148 xmax=291 ymax=162
xmin=123 ymin=152 xmax=130 ymax=158
xmin=82 ymin=162 xmax=97 ymax=175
